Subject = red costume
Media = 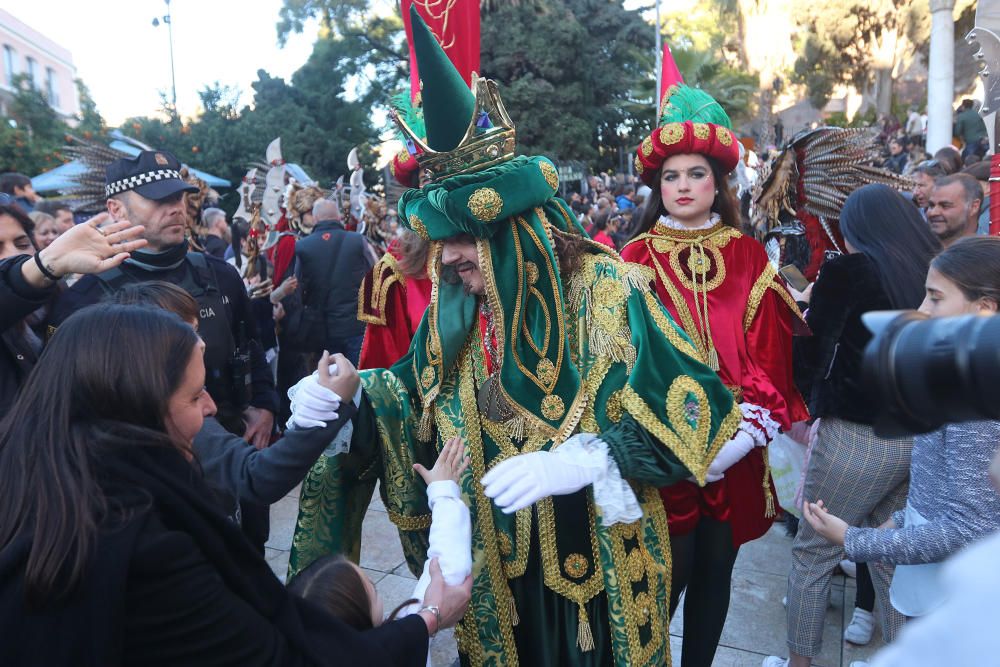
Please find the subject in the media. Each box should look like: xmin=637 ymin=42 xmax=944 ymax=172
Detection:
xmin=622 ymin=223 xmax=808 ymax=545
xmin=357 ymin=244 xmax=432 ymax=370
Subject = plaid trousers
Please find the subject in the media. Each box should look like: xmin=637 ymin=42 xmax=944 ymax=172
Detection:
xmin=785 ymin=418 xmax=912 ymax=657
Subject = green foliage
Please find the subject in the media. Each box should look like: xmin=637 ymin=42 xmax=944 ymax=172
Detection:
xmin=0 ymin=74 xmax=71 ymax=174
xmin=74 ymin=79 xmax=107 ymax=137
xmin=120 ymin=35 xmax=379 ymax=188
xmin=480 ymin=0 xmax=655 ymax=169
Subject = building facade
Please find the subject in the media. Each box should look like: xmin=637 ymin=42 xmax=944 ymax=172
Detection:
xmin=0 ymin=9 xmax=80 ymax=122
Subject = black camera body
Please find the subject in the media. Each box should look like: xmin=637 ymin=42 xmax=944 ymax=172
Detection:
xmin=863 ymin=311 xmax=1000 ymax=437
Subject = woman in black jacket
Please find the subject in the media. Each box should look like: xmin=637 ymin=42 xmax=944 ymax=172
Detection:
xmin=0 ymin=304 xmax=470 ymax=666
xmin=0 ymin=202 xmax=146 ymax=417
xmin=768 ymin=185 xmax=941 ymax=667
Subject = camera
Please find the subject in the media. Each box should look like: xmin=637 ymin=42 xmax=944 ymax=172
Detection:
xmin=862 ymin=311 xmax=1000 ymax=437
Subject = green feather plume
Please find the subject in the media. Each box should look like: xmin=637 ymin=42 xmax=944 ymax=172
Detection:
xmin=391 ymin=91 xmax=426 ymax=144
xmin=659 ymin=85 xmax=732 ymax=129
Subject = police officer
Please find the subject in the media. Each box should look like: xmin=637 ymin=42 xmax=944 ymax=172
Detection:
xmin=47 ymin=150 xmax=278 ymax=549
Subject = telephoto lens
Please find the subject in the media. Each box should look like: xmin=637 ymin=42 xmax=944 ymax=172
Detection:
xmin=863 ymin=311 xmax=1000 ymax=437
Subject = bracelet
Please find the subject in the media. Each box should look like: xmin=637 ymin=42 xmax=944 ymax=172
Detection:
xmin=33 ymin=251 xmax=60 ymax=282
xmin=418 ymin=604 xmax=441 ymax=637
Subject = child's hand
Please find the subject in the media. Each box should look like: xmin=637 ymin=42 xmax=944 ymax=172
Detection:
xmin=414 ymin=436 xmax=470 ymax=485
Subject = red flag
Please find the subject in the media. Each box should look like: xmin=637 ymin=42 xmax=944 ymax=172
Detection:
xmin=659 ymin=42 xmax=685 ymax=116
xmin=402 ymin=0 xmax=480 ymax=100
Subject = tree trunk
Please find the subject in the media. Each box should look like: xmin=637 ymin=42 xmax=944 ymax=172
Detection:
xmin=873 ymin=66 xmax=894 ymax=117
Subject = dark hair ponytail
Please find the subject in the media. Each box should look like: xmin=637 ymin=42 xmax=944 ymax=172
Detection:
xmin=632 ymin=155 xmax=741 ymax=239
xmin=0 ymin=304 xmax=199 ymax=607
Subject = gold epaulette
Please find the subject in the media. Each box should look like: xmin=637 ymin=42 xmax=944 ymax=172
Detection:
xmin=357 ymin=253 xmax=405 ymax=326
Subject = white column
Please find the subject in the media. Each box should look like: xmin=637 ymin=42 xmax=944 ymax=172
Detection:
xmin=927 ymin=0 xmax=956 ymax=154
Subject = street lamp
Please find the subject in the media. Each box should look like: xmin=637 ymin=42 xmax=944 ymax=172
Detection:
xmin=152 ymin=0 xmax=177 ymax=114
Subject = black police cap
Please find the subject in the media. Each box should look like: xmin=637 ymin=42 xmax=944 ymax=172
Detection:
xmin=105 ymin=150 xmax=199 ymax=201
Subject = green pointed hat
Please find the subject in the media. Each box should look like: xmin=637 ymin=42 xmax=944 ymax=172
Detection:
xmin=410 ymin=6 xmax=475 ymax=152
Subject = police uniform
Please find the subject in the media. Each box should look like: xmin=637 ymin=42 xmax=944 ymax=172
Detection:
xmin=46 ymin=150 xmax=278 ymax=550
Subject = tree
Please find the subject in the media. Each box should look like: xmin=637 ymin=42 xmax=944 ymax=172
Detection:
xmin=0 ymin=74 xmax=70 ymax=174
xmin=792 ymin=0 xmax=927 ymax=116
xmin=75 ymin=78 xmax=106 ymax=137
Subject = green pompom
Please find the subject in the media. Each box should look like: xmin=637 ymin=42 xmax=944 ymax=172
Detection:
xmin=659 ymin=85 xmax=732 ymax=129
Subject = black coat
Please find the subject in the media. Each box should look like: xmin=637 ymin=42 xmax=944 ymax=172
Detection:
xmin=794 ymin=253 xmax=891 ymax=424
xmin=294 ymin=221 xmax=375 ymax=345
xmin=0 ymin=441 xmax=428 ymax=666
xmin=0 ymin=255 xmax=58 ymax=418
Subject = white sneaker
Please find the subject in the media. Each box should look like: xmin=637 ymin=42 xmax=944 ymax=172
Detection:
xmin=762 ymin=658 xmax=788 ymax=667
xmin=840 ymin=559 xmax=858 ymax=578
xmin=844 ymin=607 xmax=874 ymax=645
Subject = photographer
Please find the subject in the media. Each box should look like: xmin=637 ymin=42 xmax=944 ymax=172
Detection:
xmin=772 ymin=185 xmax=941 ymax=667
xmin=803 ymin=237 xmax=1000 ymax=621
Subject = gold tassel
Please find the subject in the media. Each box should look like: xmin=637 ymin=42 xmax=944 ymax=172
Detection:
xmin=576 ymin=603 xmax=595 ymax=652
xmin=417 ymin=408 xmax=434 ymax=442
xmin=505 ymin=415 xmax=527 ymax=442
xmin=707 ymin=346 xmax=720 ymax=371
xmin=762 ymin=447 xmax=776 ymax=518
xmin=509 ymin=596 xmax=520 ymax=626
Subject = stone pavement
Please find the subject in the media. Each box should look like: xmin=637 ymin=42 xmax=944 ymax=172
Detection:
xmin=266 ymin=483 xmax=885 ymax=666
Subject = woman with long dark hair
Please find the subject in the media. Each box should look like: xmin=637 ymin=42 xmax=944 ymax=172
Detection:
xmin=0 ymin=303 xmax=470 ymax=666
xmin=0 ymin=203 xmax=146 ymax=417
xmin=622 ymin=86 xmax=809 ymax=667
xmin=765 ymin=184 xmax=941 ymax=667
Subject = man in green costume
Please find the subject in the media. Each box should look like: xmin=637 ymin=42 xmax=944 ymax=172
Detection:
xmin=289 ymin=9 xmax=742 ymax=665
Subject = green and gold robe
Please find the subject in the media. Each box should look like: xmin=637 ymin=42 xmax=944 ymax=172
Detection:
xmin=289 ymin=157 xmax=739 ymax=666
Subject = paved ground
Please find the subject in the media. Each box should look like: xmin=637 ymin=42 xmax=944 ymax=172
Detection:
xmin=266 ymin=483 xmax=885 ymax=666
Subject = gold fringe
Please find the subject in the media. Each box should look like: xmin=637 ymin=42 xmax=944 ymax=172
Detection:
xmin=762 ymin=448 xmax=776 ymax=518
xmin=509 ymin=596 xmax=520 ymax=627
xmin=504 ymin=414 xmax=528 ymax=442
xmin=576 ymin=603 xmax=595 ymax=652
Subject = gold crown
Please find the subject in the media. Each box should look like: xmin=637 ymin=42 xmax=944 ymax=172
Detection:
xmin=393 ymin=73 xmax=516 ymax=184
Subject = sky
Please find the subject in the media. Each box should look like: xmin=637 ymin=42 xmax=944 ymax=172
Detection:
xmin=8 ymin=0 xmax=322 ymax=125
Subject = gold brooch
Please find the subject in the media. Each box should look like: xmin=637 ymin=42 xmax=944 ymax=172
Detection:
xmin=640 ymin=136 xmax=654 ymax=157
xmin=468 ymin=187 xmax=504 ymax=222
xmin=421 ymin=366 xmax=436 ymax=389
xmin=563 ymin=553 xmax=589 ymax=579
xmin=536 ymin=358 xmax=556 ymax=385
xmin=634 ymin=591 xmax=654 ymax=625
xmin=525 ymin=261 xmax=539 ymax=285
xmin=541 ymin=394 xmax=565 ymax=420
xmin=540 ymin=161 xmax=559 ymax=191
xmin=659 ymin=123 xmax=684 ymax=146
xmin=634 ymin=156 xmax=644 ymax=174
xmin=693 ymin=123 xmax=710 ymax=140
xmin=716 ymin=126 xmax=733 ymax=147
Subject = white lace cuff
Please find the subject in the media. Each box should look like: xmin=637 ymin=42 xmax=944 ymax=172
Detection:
xmin=554 ymin=434 xmax=643 ymax=527
xmin=739 ymin=402 xmax=780 ymax=447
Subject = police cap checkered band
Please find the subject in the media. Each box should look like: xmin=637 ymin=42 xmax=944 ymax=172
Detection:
xmin=105 ymin=169 xmax=183 ymax=197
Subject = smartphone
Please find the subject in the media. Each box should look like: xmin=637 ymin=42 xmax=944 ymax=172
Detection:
xmin=779 ymin=264 xmax=810 ymax=292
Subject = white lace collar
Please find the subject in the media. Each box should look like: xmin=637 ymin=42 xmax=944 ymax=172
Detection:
xmin=656 ymin=213 xmax=720 ymax=231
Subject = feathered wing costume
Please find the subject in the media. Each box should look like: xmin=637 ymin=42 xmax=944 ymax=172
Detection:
xmin=752 ymin=127 xmax=915 ymax=280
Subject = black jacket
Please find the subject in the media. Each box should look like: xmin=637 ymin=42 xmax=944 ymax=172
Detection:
xmin=294 ymin=221 xmax=375 ymax=345
xmin=0 ymin=255 xmax=58 ymax=418
xmin=0 ymin=441 xmax=428 ymax=666
xmin=194 ymin=401 xmax=356 ymax=522
xmin=794 ymin=253 xmax=891 ymax=424
xmin=47 ymin=251 xmax=278 ymax=416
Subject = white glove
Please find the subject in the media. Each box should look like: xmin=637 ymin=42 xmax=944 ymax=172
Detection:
xmin=286 ymin=374 xmax=341 ymax=430
xmin=482 ymin=445 xmax=603 ymax=514
xmin=705 ymin=430 xmax=756 ymax=481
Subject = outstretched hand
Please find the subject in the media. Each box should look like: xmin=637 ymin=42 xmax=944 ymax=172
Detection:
xmin=802 ymin=498 xmax=849 ymax=546
xmin=414 ymin=436 xmax=469 ymax=486
xmin=24 ymin=213 xmax=146 ymax=287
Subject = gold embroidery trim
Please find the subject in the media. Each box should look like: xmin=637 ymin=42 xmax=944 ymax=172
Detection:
xmin=357 ymin=253 xmax=405 ymax=326
xmin=743 ymin=263 xmax=806 ymax=331
xmin=408 ymin=212 xmax=429 ymax=240
xmin=540 ymin=160 xmax=559 ymax=191
xmin=693 ymin=123 xmax=710 ymax=140
xmin=659 ymin=122 xmax=684 ymax=146
xmin=536 ymin=495 xmax=604 ymax=610
xmin=716 ymin=125 xmax=734 ymax=146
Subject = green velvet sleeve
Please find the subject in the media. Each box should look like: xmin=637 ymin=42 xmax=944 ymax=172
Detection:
xmin=599 ymin=413 xmax=693 ymax=487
